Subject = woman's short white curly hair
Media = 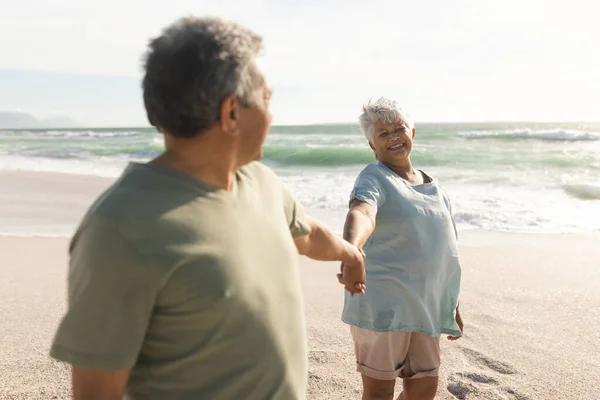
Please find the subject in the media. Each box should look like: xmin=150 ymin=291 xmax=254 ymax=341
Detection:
xmin=358 ymin=97 xmax=414 ymax=140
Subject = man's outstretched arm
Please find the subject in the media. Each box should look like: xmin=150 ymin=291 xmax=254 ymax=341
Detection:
xmin=294 ymin=216 xmax=365 ymax=294
xmin=71 ymin=368 xmax=130 ymax=400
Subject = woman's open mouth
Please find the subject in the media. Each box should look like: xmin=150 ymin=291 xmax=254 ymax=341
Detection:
xmin=388 ymin=143 xmax=405 ymax=150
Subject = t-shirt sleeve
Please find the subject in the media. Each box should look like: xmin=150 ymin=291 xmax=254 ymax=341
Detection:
xmin=49 ymin=217 xmax=159 ymax=370
xmin=349 ymin=172 xmax=386 ymax=210
xmin=281 ymin=184 xmax=311 ymax=239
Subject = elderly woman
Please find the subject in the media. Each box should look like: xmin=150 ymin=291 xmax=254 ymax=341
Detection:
xmin=340 ymin=98 xmax=464 ymax=400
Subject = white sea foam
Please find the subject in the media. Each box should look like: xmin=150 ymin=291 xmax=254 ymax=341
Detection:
xmin=460 ymin=128 xmax=600 ymax=141
xmin=0 ymin=155 xmax=125 ymax=177
xmin=1 ymin=124 xmax=599 ymax=234
xmin=563 ymin=183 xmax=600 ymax=201
xmin=280 ymin=172 xmax=600 ymax=234
xmin=0 ymin=227 xmax=75 ymax=238
xmin=40 ymin=130 xmax=141 ymax=138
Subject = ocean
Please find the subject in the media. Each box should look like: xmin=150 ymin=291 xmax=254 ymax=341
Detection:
xmin=1 ymin=122 xmax=599 ymax=234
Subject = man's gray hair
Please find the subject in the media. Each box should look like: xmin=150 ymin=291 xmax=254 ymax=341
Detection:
xmin=358 ymin=97 xmax=414 ymax=140
xmin=142 ymin=16 xmax=264 ymax=138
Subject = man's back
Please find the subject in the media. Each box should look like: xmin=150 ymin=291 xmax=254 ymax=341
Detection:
xmin=50 ymin=161 xmax=311 ymax=399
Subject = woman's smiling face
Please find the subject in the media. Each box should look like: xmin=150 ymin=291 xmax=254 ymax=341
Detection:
xmin=368 ymin=118 xmax=415 ymax=165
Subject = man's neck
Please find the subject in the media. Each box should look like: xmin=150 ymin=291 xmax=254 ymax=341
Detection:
xmin=151 ymin=133 xmax=242 ymax=191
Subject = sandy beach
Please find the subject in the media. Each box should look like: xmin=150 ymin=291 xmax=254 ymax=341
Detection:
xmin=1 ymin=170 xmax=599 ymax=399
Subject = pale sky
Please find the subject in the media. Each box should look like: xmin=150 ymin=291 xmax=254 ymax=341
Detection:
xmin=1 ymin=0 xmax=599 ymax=126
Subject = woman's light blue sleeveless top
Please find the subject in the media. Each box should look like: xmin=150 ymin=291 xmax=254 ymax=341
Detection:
xmin=342 ymin=162 xmax=462 ymax=337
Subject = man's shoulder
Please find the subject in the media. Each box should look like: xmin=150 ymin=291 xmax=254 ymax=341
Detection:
xmin=82 ymin=170 xmax=147 ymax=221
xmin=239 ymin=161 xmax=286 ymax=191
xmin=240 ymin=161 xmax=278 ymax=179
xmin=69 ymin=176 xmax=141 ymax=250
xmin=72 ymin=164 xmax=177 ymax=243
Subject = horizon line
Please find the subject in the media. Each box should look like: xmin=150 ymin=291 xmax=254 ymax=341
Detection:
xmin=2 ymin=120 xmax=600 ymax=131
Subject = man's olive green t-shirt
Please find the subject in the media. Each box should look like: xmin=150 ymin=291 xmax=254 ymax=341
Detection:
xmin=49 ymin=161 xmax=312 ymax=400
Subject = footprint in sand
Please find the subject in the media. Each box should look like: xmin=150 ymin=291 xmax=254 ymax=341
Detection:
xmin=460 ymin=348 xmax=518 ymax=375
xmin=457 ymin=372 xmax=499 ymax=384
xmin=446 ymin=348 xmax=527 ymax=399
xmin=446 ymin=379 xmax=477 ymax=400
xmin=308 ymin=349 xmax=334 ymax=364
xmin=447 ymin=377 xmax=531 ymax=400
xmin=308 ymin=371 xmax=322 ymax=382
xmin=446 ymin=371 xmax=499 ymax=399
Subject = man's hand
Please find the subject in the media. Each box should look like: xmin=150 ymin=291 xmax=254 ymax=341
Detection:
xmin=447 ymin=305 xmax=464 ymax=341
xmin=293 ymin=216 xmax=366 ymax=296
xmin=336 ymin=244 xmax=366 ymax=296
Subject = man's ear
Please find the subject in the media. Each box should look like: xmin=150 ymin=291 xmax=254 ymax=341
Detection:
xmin=411 ymin=128 xmax=416 ymax=140
xmin=368 ymin=141 xmax=375 ymax=151
xmin=219 ymin=94 xmax=240 ymax=136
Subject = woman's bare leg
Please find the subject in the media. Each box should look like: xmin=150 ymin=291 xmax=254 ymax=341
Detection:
xmin=361 ymin=374 xmax=396 ymax=400
xmin=397 ymin=377 xmax=438 ymax=400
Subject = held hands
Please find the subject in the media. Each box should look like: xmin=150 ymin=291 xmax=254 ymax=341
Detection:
xmin=336 ymin=244 xmax=366 ymax=296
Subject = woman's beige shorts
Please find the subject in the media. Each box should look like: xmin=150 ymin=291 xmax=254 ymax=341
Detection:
xmin=350 ymin=325 xmax=441 ymax=381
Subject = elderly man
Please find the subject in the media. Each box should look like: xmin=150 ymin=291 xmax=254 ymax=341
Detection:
xmin=49 ymin=16 xmax=365 ymax=400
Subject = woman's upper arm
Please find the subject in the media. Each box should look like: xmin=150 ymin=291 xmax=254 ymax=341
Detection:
xmin=349 ymin=198 xmax=377 ymax=227
xmin=349 ymin=169 xmax=387 ymax=209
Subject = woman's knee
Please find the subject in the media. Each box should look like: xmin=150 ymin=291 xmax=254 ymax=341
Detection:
xmin=361 ymin=374 xmax=396 ymax=400
xmin=402 ymin=376 xmax=438 ymax=400
xmin=363 ymin=389 xmax=395 ymax=400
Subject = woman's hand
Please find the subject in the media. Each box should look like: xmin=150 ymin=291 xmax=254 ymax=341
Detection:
xmin=339 ymin=200 xmax=375 ymax=297
xmin=447 ymin=306 xmax=464 ymax=341
xmin=337 ymin=245 xmax=366 ymax=296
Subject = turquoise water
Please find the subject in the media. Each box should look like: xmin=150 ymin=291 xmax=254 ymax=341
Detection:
xmin=1 ymin=122 xmax=599 ymax=233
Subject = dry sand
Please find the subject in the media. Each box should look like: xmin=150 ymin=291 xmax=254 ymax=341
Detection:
xmin=1 ymin=170 xmax=599 ymax=399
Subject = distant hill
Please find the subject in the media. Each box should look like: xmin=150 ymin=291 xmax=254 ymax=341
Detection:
xmin=0 ymin=111 xmax=80 ymax=129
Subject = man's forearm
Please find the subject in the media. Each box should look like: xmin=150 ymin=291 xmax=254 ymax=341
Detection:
xmin=72 ymin=367 xmax=129 ymax=400
xmin=294 ymin=216 xmax=365 ymax=295
xmin=294 ymin=217 xmax=355 ymax=263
